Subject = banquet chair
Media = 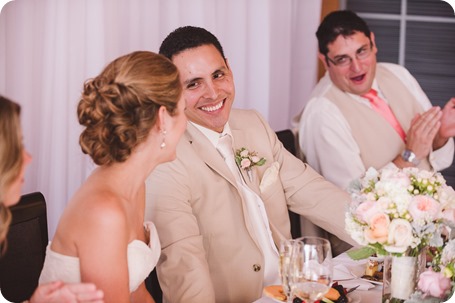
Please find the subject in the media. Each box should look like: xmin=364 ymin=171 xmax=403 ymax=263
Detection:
xmin=145 ymin=269 xmax=162 ymax=302
xmin=275 ymin=129 xmax=302 ymax=239
xmin=0 ymin=192 xmax=48 ymax=302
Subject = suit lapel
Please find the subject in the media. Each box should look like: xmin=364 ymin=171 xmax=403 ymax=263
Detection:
xmin=186 ymin=124 xmax=239 ymax=188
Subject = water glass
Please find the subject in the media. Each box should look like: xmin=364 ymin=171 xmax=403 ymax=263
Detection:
xmin=290 ymin=236 xmax=333 ymax=303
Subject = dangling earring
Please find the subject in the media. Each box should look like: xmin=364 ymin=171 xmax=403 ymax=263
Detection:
xmin=160 ymin=130 xmax=167 ymax=149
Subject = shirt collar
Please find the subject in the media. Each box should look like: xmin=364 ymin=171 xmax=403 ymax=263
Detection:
xmin=190 ymin=122 xmax=233 ymax=148
xmin=345 ymin=79 xmax=381 ymax=103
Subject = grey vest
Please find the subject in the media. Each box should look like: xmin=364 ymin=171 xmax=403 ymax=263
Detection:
xmin=326 ymin=65 xmax=431 ymax=170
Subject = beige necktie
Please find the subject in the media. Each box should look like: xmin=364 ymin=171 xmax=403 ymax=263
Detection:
xmin=216 ymin=134 xmax=243 ymax=182
xmin=216 ymin=133 xmax=280 ymax=286
xmin=362 ymin=89 xmax=406 ymax=142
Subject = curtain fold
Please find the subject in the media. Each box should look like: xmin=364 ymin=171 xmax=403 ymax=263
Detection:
xmin=0 ymin=0 xmax=321 ymax=237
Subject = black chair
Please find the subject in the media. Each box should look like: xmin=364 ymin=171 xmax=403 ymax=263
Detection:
xmin=275 ymin=129 xmax=302 ymax=239
xmin=0 ymin=192 xmax=48 ymax=302
xmin=145 ymin=269 xmax=162 ymax=303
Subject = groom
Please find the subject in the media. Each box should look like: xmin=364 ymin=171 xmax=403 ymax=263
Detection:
xmin=145 ymin=26 xmax=356 ymax=303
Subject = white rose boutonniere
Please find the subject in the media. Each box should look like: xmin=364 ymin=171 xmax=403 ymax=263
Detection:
xmin=235 ymin=147 xmax=266 ymax=181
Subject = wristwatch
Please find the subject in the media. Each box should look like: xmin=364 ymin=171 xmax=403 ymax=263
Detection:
xmin=401 ymin=149 xmax=420 ymax=166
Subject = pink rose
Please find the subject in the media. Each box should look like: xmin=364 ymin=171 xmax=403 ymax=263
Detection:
xmin=408 ymin=195 xmax=440 ymax=222
xmin=384 ymin=219 xmax=413 ymax=253
xmin=364 ymin=213 xmax=390 ymax=244
xmin=355 ymin=201 xmax=378 ymax=223
xmin=240 ymin=158 xmax=251 ymax=169
xmin=418 ymin=269 xmax=452 ymax=298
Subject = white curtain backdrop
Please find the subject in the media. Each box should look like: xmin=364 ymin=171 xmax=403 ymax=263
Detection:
xmin=0 ymin=0 xmax=322 ymax=237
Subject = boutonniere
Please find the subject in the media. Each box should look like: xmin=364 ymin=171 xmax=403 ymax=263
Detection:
xmin=235 ymin=147 xmax=266 ymax=181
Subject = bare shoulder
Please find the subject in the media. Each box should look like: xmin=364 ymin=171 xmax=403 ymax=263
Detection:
xmin=51 ymin=186 xmax=129 ymax=254
xmin=77 ymin=189 xmax=128 ymax=230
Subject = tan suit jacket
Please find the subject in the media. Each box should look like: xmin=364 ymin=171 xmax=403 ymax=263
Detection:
xmin=146 ymin=109 xmax=354 ymax=303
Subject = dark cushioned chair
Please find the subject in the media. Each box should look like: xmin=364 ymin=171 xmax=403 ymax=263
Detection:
xmin=0 ymin=192 xmax=48 ymax=302
xmin=276 ymin=129 xmax=302 ymax=239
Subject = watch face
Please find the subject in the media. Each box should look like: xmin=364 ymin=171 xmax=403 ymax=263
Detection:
xmin=402 ymin=150 xmax=411 ymax=161
xmin=402 ymin=149 xmax=419 ymax=165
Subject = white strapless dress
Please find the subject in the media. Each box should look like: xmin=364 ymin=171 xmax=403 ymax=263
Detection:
xmin=39 ymin=221 xmax=160 ymax=292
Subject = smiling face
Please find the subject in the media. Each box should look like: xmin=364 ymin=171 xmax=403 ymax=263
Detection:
xmin=319 ymin=31 xmax=378 ymax=96
xmin=172 ymin=44 xmax=235 ymax=133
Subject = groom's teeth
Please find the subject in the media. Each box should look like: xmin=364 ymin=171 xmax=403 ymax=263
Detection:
xmin=201 ymin=101 xmax=223 ymax=112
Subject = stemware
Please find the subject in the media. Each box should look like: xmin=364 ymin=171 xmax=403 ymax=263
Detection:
xmin=290 ymin=236 xmax=333 ymax=303
xmin=279 ymin=239 xmax=299 ymax=303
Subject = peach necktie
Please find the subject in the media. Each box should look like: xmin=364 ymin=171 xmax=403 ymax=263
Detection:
xmin=362 ymin=89 xmax=406 ymax=142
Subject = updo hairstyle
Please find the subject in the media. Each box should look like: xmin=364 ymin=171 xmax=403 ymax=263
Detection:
xmin=77 ymin=51 xmax=182 ymax=166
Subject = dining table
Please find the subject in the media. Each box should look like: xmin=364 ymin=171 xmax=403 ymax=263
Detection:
xmin=254 ymin=251 xmax=382 ymax=303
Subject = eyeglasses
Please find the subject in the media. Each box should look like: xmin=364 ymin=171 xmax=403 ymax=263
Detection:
xmin=325 ymin=43 xmax=373 ymax=67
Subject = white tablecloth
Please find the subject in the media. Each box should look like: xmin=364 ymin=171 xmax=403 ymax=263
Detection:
xmin=254 ymin=252 xmax=382 ymax=302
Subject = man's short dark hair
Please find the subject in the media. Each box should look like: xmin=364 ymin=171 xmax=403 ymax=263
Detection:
xmin=316 ymin=10 xmax=371 ymax=55
xmin=159 ymin=26 xmax=226 ymax=61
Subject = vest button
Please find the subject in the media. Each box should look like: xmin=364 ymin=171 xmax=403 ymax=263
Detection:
xmin=253 ymin=264 xmax=261 ymax=272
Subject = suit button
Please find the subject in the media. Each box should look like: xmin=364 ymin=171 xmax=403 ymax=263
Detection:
xmin=253 ymin=264 xmax=261 ymax=272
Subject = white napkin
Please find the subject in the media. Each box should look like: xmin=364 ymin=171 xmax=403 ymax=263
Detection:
xmin=333 ymin=263 xmax=375 ymax=291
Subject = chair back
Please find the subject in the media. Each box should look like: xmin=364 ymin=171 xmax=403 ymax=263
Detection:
xmin=0 ymin=192 xmax=48 ymax=302
xmin=275 ymin=129 xmax=302 ymax=239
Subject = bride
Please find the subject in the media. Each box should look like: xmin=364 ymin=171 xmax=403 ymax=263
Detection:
xmin=39 ymin=51 xmax=187 ymax=303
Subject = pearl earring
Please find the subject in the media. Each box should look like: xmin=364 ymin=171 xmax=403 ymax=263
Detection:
xmin=160 ymin=130 xmax=167 ymax=149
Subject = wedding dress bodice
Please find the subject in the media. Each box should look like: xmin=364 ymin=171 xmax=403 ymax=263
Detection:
xmin=39 ymin=221 xmax=160 ymax=293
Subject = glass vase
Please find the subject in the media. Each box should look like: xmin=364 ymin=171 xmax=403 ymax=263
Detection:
xmin=382 ymin=253 xmax=426 ymax=303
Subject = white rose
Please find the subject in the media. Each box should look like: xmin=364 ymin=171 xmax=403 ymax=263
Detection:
xmin=384 ymin=218 xmax=413 ymax=253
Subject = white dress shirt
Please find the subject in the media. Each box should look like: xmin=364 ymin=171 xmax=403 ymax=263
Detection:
xmin=295 ymin=62 xmax=454 ymax=190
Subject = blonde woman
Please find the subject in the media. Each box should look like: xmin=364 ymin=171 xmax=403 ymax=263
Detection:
xmin=39 ymin=51 xmax=187 ymax=303
xmin=0 ymin=95 xmax=104 ymax=303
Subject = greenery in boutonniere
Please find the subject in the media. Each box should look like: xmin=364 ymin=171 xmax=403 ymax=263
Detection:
xmin=235 ymin=148 xmax=266 ymax=171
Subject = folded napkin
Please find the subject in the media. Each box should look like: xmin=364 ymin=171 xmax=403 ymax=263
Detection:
xmin=333 ymin=263 xmax=375 ymax=291
xmin=338 ymin=277 xmax=375 ymax=291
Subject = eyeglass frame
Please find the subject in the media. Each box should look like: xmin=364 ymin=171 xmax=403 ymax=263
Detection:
xmin=325 ymin=41 xmax=374 ymax=67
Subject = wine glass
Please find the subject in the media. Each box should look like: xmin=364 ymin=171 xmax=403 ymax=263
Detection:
xmin=279 ymin=239 xmax=299 ymax=303
xmin=290 ymin=236 xmax=333 ymax=303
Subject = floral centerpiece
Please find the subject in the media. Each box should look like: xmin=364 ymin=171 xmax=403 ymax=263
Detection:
xmin=345 ymin=166 xmax=455 ymax=302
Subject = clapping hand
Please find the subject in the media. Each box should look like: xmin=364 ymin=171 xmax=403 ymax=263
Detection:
xmin=438 ymin=97 xmax=455 ymax=140
xmin=405 ymin=106 xmax=442 ymax=160
xmin=29 ymin=281 xmax=104 ymax=303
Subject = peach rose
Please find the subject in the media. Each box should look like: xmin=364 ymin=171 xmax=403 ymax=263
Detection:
xmin=364 ymin=213 xmax=390 ymax=244
xmin=385 ymin=219 xmax=413 ymax=253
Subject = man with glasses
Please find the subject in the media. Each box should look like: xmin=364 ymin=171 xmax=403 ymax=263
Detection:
xmin=294 ymin=10 xmax=454 ymax=190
